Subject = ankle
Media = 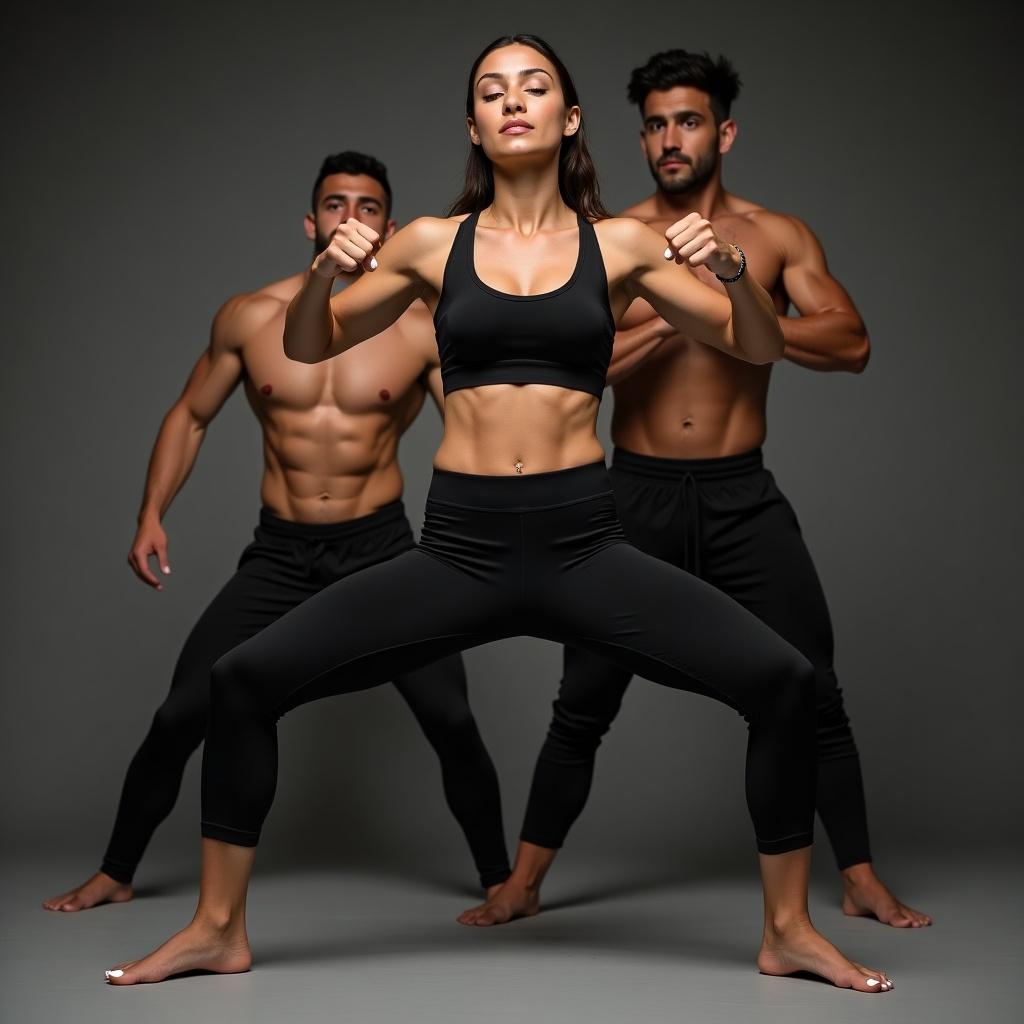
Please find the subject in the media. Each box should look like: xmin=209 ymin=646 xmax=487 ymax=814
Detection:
xmin=193 ymin=905 xmax=245 ymax=934
xmin=841 ymin=862 xmax=876 ymax=886
xmin=763 ymin=910 xmax=813 ymax=938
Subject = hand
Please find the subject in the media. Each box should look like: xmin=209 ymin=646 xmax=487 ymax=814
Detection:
xmin=128 ymin=518 xmax=171 ymax=590
xmin=663 ymin=213 xmax=740 ymax=279
xmin=312 ymin=219 xmax=382 ymax=278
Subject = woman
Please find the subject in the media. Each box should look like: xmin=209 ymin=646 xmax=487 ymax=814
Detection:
xmin=106 ymin=34 xmax=891 ymax=993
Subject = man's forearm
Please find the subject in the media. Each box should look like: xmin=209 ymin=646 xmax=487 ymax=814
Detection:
xmin=608 ymin=317 xmax=673 ymax=385
xmin=782 ymin=311 xmax=870 ymax=372
xmin=137 ymin=404 xmax=207 ymax=523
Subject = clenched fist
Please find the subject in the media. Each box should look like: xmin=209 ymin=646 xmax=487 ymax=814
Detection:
xmin=663 ymin=212 xmax=740 ymax=279
xmin=312 ymin=219 xmax=382 ymax=278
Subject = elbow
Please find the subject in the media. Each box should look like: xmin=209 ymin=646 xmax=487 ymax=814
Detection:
xmin=851 ymin=334 xmax=871 ymax=374
xmin=844 ymin=333 xmax=871 ymax=374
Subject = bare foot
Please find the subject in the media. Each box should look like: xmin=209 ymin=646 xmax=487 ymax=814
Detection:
xmin=457 ymin=881 xmax=540 ymax=927
xmin=43 ymin=872 xmax=133 ymax=912
xmin=758 ymin=916 xmax=893 ymax=993
xmin=841 ymin=864 xmax=932 ymax=928
xmin=104 ymin=918 xmax=251 ymax=985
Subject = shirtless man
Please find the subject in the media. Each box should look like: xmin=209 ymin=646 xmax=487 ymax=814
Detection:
xmin=460 ymin=49 xmax=931 ymax=930
xmin=43 ymin=151 xmax=511 ymax=912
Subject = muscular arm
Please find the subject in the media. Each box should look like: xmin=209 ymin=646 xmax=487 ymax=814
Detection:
xmin=615 ymin=218 xmax=784 ymax=364
xmin=284 ymin=218 xmax=445 ymax=364
xmin=776 ymin=215 xmax=870 ymax=373
xmin=126 ymin=299 xmax=248 ymax=587
xmin=607 ymin=305 xmax=674 ymax=385
xmin=136 ymin=302 xmax=246 ymax=524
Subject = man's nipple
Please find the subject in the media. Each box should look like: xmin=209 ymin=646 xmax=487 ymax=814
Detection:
xmin=260 ymin=384 xmax=273 ymax=396
xmin=379 ymin=388 xmax=391 ymax=402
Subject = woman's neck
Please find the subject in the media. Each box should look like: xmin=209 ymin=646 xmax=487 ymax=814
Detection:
xmin=486 ymin=161 xmax=574 ymax=233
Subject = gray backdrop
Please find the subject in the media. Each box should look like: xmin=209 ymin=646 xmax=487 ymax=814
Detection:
xmin=2 ymin=0 xmax=1021 ymax=886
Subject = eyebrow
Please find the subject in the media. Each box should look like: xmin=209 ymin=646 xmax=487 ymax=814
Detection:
xmin=320 ymin=193 xmax=383 ymax=207
xmin=476 ymin=67 xmax=553 ymax=87
xmin=644 ymin=109 xmax=705 ymax=124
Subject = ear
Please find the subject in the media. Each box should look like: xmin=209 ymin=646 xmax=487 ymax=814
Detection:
xmin=467 ymin=115 xmax=481 ymax=146
xmin=303 ymin=213 xmax=316 ymax=242
xmin=718 ymin=118 xmax=738 ymax=155
xmin=563 ymin=104 xmax=581 ymax=137
xmin=383 ymin=219 xmax=398 ymax=240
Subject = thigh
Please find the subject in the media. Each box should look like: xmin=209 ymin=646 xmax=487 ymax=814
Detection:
xmin=164 ymin=550 xmax=314 ymax=705
xmin=216 ymin=548 xmax=509 ymax=717
xmin=391 ymin=653 xmax=472 ymax=729
xmin=541 ymin=541 xmax=807 ymax=714
xmin=702 ymin=477 xmax=835 ymax=666
xmin=556 ymin=644 xmax=633 ymax=721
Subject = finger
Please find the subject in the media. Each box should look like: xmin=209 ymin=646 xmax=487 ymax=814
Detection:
xmin=155 ymin=540 xmax=171 ymax=576
xmin=664 ymin=213 xmax=701 ymax=240
xmin=350 ymin=221 xmax=381 ymax=247
xmin=337 ymin=236 xmax=374 ymax=263
xmin=686 ymin=239 xmax=720 ymax=267
xmin=129 ymin=549 xmax=161 ymax=588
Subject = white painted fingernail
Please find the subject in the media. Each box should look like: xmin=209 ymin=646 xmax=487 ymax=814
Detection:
xmin=369 ymin=257 xmax=378 ymax=270
xmin=106 ymin=969 xmax=124 ymax=978
xmin=866 ymin=978 xmax=879 ymax=986
xmin=663 ymin=247 xmax=673 ymax=260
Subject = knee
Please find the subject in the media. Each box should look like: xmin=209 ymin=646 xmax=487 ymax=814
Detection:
xmin=417 ymin=703 xmax=481 ymax=750
xmin=209 ymin=648 xmax=260 ymax=715
xmin=543 ymin=698 xmax=616 ymax=758
xmin=764 ymin=649 xmax=816 ymax=716
xmin=148 ymin=695 xmax=204 ymax=751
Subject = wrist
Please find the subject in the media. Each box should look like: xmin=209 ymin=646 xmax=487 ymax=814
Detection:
xmin=138 ymin=507 xmax=162 ymax=527
xmin=714 ymin=244 xmax=746 ymax=284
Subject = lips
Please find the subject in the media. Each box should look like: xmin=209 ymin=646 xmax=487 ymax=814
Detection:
xmin=501 ymin=119 xmax=533 ymax=134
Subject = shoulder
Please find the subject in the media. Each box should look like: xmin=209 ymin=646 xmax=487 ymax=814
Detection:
xmin=388 ymin=215 xmax=466 ymax=255
xmin=211 ymin=288 xmax=286 ymax=349
xmin=593 ymin=215 xmax=661 ymax=247
xmin=744 ymin=207 xmax=821 ymax=258
xmin=617 ymin=196 xmax=658 ymax=220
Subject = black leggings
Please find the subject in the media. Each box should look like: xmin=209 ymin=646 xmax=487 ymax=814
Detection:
xmin=102 ymin=503 xmax=511 ymax=889
xmin=202 ymin=463 xmax=817 ymax=856
xmin=520 ymin=449 xmax=871 ymax=869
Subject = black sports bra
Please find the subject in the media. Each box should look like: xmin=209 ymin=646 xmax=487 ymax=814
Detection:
xmin=432 ymin=210 xmax=615 ymax=399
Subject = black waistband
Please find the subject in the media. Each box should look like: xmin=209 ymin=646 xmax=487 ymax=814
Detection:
xmin=257 ymin=501 xmax=409 ymax=541
xmin=612 ymin=447 xmax=764 ymax=482
xmin=428 ymin=461 xmax=612 ymax=511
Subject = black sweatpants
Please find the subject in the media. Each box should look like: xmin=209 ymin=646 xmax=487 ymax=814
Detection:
xmin=520 ymin=448 xmax=871 ymax=870
xmin=102 ymin=502 xmax=511 ymax=889
xmin=202 ymin=463 xmax=817 ymax=857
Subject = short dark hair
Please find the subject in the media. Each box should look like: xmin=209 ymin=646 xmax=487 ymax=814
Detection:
xmin=311 ymin=151 xmax=392 ymax=215
xmin=627 ymin=50 xmax=742 ymax=125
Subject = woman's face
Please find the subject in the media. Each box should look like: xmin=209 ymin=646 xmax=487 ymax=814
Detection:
xmin=467 ymin=44 xmax=580 ymax=166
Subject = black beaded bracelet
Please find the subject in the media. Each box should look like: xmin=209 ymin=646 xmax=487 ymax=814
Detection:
xmin=715 ymin=245 xmax=746 ymax=283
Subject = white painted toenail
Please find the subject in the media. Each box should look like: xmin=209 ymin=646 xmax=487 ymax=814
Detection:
xmin=664 ymin=247 xmax=673 ymax=260
xmin=866 ymin=978 xmax=879 ymax=986
xmin=107 ymin=969 xmax=123 ymax=978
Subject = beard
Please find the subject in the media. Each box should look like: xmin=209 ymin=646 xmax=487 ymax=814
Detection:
xmin=648 ymin=141 xmax=719 ymax=196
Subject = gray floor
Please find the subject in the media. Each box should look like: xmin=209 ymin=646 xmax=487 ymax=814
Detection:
xmin=3 ymin=853 xmax=1020 ymax=1024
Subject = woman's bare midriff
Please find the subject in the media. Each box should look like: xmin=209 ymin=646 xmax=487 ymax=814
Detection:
xmin=435 ymin=384 xmax=605 ymax=475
